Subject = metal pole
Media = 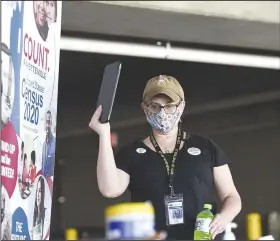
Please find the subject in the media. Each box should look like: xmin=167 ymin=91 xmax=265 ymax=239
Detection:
xmin=60 ymin=37 xmax=280 ymax=70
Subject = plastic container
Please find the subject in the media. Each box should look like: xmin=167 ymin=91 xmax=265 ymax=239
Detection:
xmin=246 ymin=213 xmax=262 ymax=240
xmin=105 ymin=202 xmax=155 ymax=240
xmin=65 ymin=228 xmax=78 ymax=240
xmin=194 ymin=204 xmax=214 ymax=240
xmin=223 ymin=222 xmax=237 ymax=240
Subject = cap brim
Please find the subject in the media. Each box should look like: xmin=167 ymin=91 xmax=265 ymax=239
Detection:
xmin=146 ymin=89 xmax=181 ymax=104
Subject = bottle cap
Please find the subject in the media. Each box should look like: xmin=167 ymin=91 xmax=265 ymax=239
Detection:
xmin=204 ymin=204 xmax=212 ymax=210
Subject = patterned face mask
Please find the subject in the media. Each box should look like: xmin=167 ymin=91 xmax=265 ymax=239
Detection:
xmin=145 ymin=106 xmax=182 ymax=134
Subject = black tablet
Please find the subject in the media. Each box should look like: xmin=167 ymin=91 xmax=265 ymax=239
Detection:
xmin=96 ymin=61 xmax=122 ymax=123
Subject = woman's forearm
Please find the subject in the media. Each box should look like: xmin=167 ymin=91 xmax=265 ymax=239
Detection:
xmin=219 ymin=194 xmax=242 ymax=222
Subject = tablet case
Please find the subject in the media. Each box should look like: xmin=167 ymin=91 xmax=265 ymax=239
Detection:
xmin=96 ymin=61 xmax=122 ymax=123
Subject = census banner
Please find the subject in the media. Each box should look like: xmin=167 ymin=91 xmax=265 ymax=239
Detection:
xmin=1 ymin=1 xmax=62 ymax=240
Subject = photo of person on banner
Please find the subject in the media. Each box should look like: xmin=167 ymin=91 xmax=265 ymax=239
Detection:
xmin=41 ymin=110 xmax=56 ymax=178
xmin=33 ymin=1 xmax=57 ymax=41
xmin=45 ymin=1 xmax=57 ymax=26
xmin=18 ymin=141 xmax=25 ymax=183
xmin=1 ymin=42 xmax=15 ymax=130
xmin=29 ymin=150 xmax=37 ymax=184
xmin=18 ymin=140 xmax=37 ymax=199
xmin=18 ymin=152 xmax=32 ymax=199
xmin=31 ymin=177 xmax=46 ymax=240
xmin=1 ymin=186 xmax=12 ymax=240
xmin=18 ymin=142 xmax=28 ymax=198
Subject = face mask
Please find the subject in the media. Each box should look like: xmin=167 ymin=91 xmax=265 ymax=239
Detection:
xmin=145 ymin=107 xmax=181 ymax=134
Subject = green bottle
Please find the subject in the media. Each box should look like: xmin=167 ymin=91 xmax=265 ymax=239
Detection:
xmin=194 ymin=204 xmax=214 ymax=240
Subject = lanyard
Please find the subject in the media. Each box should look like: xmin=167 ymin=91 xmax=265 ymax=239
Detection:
xmin=150 ymin=122 xmax=183 ymax=196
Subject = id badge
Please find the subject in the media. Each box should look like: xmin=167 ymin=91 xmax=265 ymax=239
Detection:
xmin=164 ymin=193 xmax=184 ymax=226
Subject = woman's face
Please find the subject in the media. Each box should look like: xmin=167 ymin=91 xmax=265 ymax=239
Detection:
xmin=1 ymin=95 xmax=12 ymax=125
xmin=45 ymin=1 xmax=56 ymax=24
xmin=1 ymin=50 xmax=14 ymax=124
xmin=143 ymin=94 xmax=182 ymax=115
xmin=36 ymin=181 xmax=42 ymax=206
xmin=34 ymin=1 xmax=46 ymax=26
xmin=24 ymin=158 xmax=28 ymax=169
xmin=20 ymin=149 xmax=24 ymax=163
xmin=143 ymin=94 xmax=185 ymax=133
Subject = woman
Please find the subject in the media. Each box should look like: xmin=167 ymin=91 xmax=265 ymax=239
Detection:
xmin=1 ymin=187 xmax=11 ymax=240
xmin=32 ymin=177 xmax=46 ymax=240
xmin=21 ymin=154 xmax=29 ymax=187
xmin=29 ymin=150 xmax=37 ymax=184
xmin=45 ymin=1 xmax=57 ymax=26
xmin=89 ymin=75 xmax=241 ymax=240
xmin=1 ymin=43 xmax=14 ymax=129
xmin=33 ymin=1 xmax=48 ymax=41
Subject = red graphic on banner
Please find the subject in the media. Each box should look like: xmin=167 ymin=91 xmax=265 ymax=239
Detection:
xmin=1 ymin=121 xmax=19 ymax=198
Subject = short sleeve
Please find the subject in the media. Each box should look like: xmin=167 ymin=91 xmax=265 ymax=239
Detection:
xmin=209 ymin=138 xmax=231 ymax=167
xmin=115 ymin=146 xmax=132 ymax=175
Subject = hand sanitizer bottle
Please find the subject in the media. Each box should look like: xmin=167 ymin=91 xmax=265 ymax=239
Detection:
xmin=223 ymin=222 xmax=237 ymax=240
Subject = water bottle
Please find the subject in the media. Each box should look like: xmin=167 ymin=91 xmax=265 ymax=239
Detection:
xmin=194 ymin=204 xmax=214 ymax=240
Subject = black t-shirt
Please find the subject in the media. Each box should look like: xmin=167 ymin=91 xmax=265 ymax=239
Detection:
xmin=115 ymin=134 xmax=231 ymax=240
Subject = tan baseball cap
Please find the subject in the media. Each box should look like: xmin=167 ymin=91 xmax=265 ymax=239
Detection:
xmin=143 ymin=75 xmax=184 ymax=103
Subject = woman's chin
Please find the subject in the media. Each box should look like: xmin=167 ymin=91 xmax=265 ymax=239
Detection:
xmin=1 ymin=105 xmax=12 ymax=125
xmin=153 ymin=129 xmax=170 ymax=135
xmin=1 ymin=116 xmax=9 ymax=125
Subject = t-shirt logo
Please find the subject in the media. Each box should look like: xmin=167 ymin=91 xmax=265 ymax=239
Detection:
xmin=136 ymin=148 xmax=146 ymax=154
xmin=187 ymin=147 xmax=201 ymax=156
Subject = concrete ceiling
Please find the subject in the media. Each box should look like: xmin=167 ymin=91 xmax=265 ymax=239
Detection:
xmin=94 ymin=1 xmax=280 ymax=23
xmin=58 ymin=2 xmax=280 ymax=140
xmin=61 ymin=1 xmax=280 ymax=51
xmin=56 ymin=51 xmax=280 ymax=139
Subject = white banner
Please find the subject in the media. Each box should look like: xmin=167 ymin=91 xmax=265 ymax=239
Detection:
xmin=1 ymin=1 xmax=62 ymax=239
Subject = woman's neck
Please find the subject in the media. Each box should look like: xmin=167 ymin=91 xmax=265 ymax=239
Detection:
xmin=152 ymin=125 xmax=178 ymax=146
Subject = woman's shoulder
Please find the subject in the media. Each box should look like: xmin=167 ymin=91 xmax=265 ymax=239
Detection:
xmin=184 ymin=133 xmax=215 ymax=150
